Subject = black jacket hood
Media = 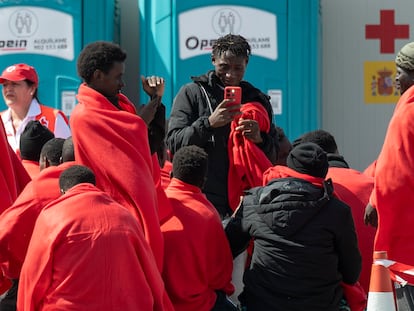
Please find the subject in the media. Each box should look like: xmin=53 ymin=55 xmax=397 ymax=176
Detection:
xmin=252 ymin=177 xmax=333 ymax=237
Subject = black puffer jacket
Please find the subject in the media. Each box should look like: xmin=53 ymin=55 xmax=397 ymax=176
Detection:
xmin=167 ymin=71 xmax=277 ymax=218
xmin=226 ymin=177 xmax=361 ymax=311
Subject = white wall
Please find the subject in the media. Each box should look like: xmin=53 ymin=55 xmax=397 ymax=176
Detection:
xmin=321 ymin=0 xmax=414 ymax=170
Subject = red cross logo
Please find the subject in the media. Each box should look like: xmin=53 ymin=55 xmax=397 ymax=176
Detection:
xmin=365 ymin=10 xmax=409 ymax=54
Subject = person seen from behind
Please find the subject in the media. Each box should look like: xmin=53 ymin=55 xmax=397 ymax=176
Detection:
xmin=225 ymin=142 xmax=361 ymax=311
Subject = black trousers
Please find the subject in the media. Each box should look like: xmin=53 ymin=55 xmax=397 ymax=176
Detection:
xmin=0 ymin=279 xmax=18 ymax=311
xmin=395 ymin=284 xmax=414 ymax=311
xmin=212 ymin=290 xmax=239 ymax=311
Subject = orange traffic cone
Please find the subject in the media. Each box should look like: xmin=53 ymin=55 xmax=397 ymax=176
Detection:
xmin=366 ymin=251 xmax=396 ymax=311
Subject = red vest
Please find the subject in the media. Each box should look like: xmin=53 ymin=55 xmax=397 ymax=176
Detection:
xmin=36 ymin=105 xmax=69 ymax=132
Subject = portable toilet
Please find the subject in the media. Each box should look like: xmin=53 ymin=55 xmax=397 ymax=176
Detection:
xmin=139 ymin=0 xmax=321 ymax=139
xmin=0 ymin=0 xmax=120 ymax=115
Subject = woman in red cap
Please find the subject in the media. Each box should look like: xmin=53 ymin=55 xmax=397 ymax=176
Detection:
xmin=0 ymin=63 xmax=71 ymax=155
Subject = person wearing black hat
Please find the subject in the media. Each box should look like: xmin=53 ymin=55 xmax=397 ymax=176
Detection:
xmin=19 ymin=120 xmax=54 ymax=178
xmin=295 ymin=130 xmax=375 ymax=296
xmin=225 ymin=142 xmax=361 ymax=311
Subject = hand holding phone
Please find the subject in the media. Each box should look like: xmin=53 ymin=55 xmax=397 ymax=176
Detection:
xmin=224 ymin=86 xmax=242 ymax=107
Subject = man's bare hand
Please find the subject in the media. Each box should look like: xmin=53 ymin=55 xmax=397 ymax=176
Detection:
xmin=141 ymin=75 xmax=165 ymax=98
xmin=364 ymin=203 xmax=378 ymax=228
xmin=208 ymin=99 xmax=241 ymax=128
xmin=235 ymin=118 xmax=263 ymax=144
xmin=137 ymin=96 xmax=161 ymax=125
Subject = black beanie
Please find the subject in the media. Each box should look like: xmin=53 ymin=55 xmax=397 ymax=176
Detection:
xmin=287 ymin=142 xmax=329 ymax=178
xmin=20 ymin=120 xmax=54 ymax=161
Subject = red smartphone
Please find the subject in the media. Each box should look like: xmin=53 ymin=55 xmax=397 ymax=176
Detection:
xmin=224 ymin=86 xmax=242 ymax=107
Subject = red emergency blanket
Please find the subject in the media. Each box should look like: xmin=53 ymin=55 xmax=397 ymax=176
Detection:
xmin=70 ymin=84 xmax=163 ymax=270
xmin=370 ymin=85 xmax=414 ymax=266
xmin=228 ymin=102 xmax=272 ymax=211
xmin=18 ymin=183 xmax=173 ymax=311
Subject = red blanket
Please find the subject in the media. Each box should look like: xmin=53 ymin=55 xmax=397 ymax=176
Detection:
xmin=327 ymin=167 xmax=375 ymax=293
xmin=152 ymin=154 xmax=173 ymax=225
xmin=21 ymin=160 xmax=40 ymax=179
xmin=162 ymin=178 xmax=234 ymax=311
xmin=263 ymin=165 xmax=326 ymax=187
xmin=160 ymin=160 xmax=172 ymax=190
xmin=363 ymin=160 xmax=376 ymax=177
xmin=0 ymin=161 xmax=75 ymax=281
xmin=0 ymin=118 xmax=30 ymax=292
xmin=0 ymin=118 xmax=30 ymax=212
xmin=228 ymin=102 xmax=273 ymax=210
xmin=70 ymin=84 xmax=163 ymax=270
xmin=370 ymin=85 xmax=414 ymax=266
xmin=18 ymin=183 xmax=173 ymax=311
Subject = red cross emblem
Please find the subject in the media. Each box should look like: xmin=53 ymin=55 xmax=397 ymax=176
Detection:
xmin=365 ymin=10 xmax=409 ymax=54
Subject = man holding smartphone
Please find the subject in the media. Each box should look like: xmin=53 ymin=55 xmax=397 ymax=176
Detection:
xmin=167 ymin=34 xmax=278 ymax=219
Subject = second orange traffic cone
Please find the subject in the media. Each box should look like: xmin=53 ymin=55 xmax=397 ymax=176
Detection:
xmin=366 ymin=251 xmax=396 ymax=311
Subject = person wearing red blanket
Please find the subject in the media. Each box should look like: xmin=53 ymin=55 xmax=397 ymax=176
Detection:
xmin=0 ymin=138 xmax=71 ymax=280
xmin=161 ymin=145 xmax=236 ymax=311
xmin=0 ymin=117 xmax=30 ymax=299
xmin=228 ymin=102 xmax=273 ymax=211
xmin=17 ymin=165 xmax=173 ymax=311
xmin=225 ymin=142 xmax=361 ymax=311
xmin=0 ymin=117 xmax=30 ymax=213
xmin=295 ymin=129 xmax=375 ymax=295
xmin=362 ymin=160 xmax=376 ymax=178
xmin=0 ymin=138 xmax=72 ymax=310
xmin=364 ymin=41 xmax=414 ymax=310
xmin=70 ymin=41 xmax=166 ymax=271
xmin=160 ymin=159 xmax=173 ymax=189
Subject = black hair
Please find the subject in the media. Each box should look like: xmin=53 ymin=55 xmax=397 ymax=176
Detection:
xmin=211 ymin=34 xmax=251 ymax=59
xmin=19 ymin=120 xmax=54 ymax=161
xmin=172 ymin=145 xmax=208 ymax=188
xmin=25 ymin=80 xmax=40 ymax=102
xmin=40 ymin=138 xmax=65 ymax=166
xmin=294 ymin=129 xmax=338 ymax=154
xmin=77 ymin=41 xmax=127 ymax=83
xmin=59 ymin=165 xmax=96 ymax=193
xmin=61 ymin=136 xmax=75 ymax=162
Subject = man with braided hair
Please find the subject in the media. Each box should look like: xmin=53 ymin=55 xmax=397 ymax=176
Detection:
xmin=167 ymin=34 xmax=278 ymax=219
xmin=364 ymin=41 xmax=414 ymax=310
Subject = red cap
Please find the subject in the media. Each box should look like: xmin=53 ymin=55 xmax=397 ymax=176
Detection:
xmin=0 ymin=64 xmax=38 ymax=86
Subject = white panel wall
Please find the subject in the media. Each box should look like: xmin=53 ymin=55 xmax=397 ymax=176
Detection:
xmin=320 ymin=0 xmax=414 ymax=171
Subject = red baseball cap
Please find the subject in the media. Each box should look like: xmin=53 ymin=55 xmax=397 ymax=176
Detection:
xmin=0 ymin=63 xmax=38 ymax=86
